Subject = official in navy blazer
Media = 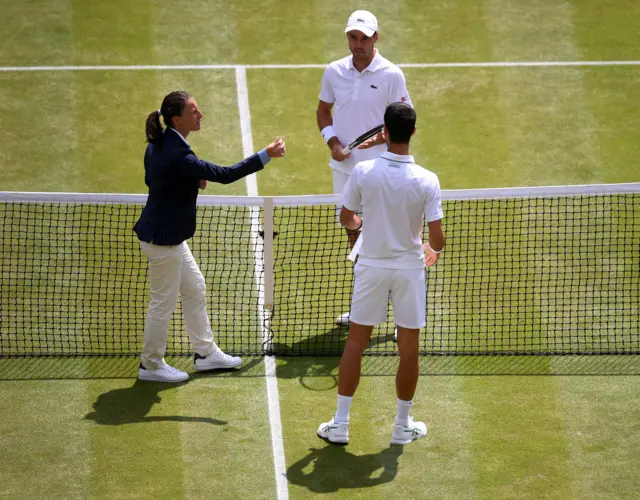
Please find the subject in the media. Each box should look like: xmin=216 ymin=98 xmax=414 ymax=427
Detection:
xmin=135 ymin=90 xmax=286 ymax=383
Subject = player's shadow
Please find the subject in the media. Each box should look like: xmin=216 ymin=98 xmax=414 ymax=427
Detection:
xmin=262 ymin=325 xmax=395 ymax=391
xmin=286 ymin=445 xmax=403 ymax=493
xmin=84 ymin=379 xmax=227 ymax=426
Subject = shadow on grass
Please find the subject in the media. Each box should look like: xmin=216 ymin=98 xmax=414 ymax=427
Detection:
xmin=83 ymin=379 xmax=227 ymax=426
xmin=1 ymin=326 xmax=638 ymax=381
xmin=286 ymin=445 xmax=403 ymax=493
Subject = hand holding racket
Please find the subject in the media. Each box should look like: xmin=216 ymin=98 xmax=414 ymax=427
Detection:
xmin=341 ymin=124 xmax=384 ymax=156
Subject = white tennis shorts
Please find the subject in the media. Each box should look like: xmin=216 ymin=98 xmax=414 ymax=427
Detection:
xmin=349 ymin=263 xmax=427 ymax=329
xmin=332 ymin=169 xmax=350 ymax=197
xmin=332 ymin=169 xmax=352 ymax=223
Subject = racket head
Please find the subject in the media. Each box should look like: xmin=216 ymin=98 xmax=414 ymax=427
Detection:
xmin=342 ymin=124 xmax=384 ymax=155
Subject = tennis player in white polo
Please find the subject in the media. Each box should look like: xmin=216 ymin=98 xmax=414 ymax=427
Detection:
xmin=317 ymin=102 xmax=445 ymax=445
xmin=316 ymin=9 xmax=412 ymax=326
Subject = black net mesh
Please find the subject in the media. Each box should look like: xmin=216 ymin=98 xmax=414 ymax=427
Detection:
xmin=1 ymin=192 xmax=638 ymax=357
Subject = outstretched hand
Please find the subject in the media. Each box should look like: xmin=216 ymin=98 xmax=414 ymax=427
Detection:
xmin=266 ymin=137 xmax=286 ymax=158
xmin=356 ymin=131 xmax=385 ymax=150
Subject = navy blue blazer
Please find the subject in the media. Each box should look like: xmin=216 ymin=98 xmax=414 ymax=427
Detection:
xmin=134 ymin=128 xmax=265 ymax=246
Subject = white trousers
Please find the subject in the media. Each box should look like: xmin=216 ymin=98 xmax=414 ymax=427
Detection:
xmin=140 ymin=241 xmax=216 ymax=369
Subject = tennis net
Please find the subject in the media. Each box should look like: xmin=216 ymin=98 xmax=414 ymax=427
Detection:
xmin=1 ymin=183 xmax=639 ymax=357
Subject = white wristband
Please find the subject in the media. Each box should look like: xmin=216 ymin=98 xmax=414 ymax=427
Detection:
xmin=427 ymin=242 xmax=443 ymax=254
xmin=321 ymin=125 xmax=336 ymax=143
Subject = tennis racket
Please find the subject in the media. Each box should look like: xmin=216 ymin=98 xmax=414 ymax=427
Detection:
xmin=341 ymin=124 xmax=384 ymax=155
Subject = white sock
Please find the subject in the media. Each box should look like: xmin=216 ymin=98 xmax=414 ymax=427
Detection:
xmin=395 ymin=398 xmax=412 ymax=427
xmin=334 ymin=395 xmax=353 ymax=424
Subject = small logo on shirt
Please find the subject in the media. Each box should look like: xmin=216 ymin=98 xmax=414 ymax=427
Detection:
xmin=370 ymin=84 xmax=378 ymax=89
xmin=401 ymin=96 xmax=408 ymax=102
xmin=388 ymin=163 xmax=401 ymax=169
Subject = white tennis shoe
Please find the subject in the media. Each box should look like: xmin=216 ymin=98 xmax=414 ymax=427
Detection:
xmin=317 ymin=417 xmax=349 ymax=444
xmin=194 ymin=350 xmax=242 ymax=371
xmin=391 ymin=417 xmax=427 ymax=445
xmin=335 ymin=312 xmax=350 ymax=326
xmin=138 ymin=360 xmax=189 ymax=383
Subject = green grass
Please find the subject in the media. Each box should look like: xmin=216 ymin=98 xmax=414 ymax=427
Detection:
xmin=0 ymin=359 xmax=277 ymax=500
xmin=1 ymin=0 xmax=640 ymax=499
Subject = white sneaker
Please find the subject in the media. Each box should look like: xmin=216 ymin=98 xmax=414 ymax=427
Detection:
xmin=391 ymin=417 xmax=427 ymax=445
xmin=138 ymin=360 xmax=189 ymax=383
xmin=317 ymin=417 xmax=349 ymax=444
xmin=193 ymin=350 xmax=242 ymax=371
xmin=335 ymin=312 xmax=350 ymax=326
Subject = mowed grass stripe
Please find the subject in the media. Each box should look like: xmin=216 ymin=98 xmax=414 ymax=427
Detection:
xmin=581 ymin=67 xmax=640 ymax=184
xmin=0 ymin=0 xmax=76 ymax=67
xmin=484 ymin=0 xmax=603 ymax=186
xmin=461 ymin=369 xmax=574 ymax=499
xmin=0 ymin=70 xmax=247 ymax=194
xmin=394 ymin=0 xmax=493 ymax=64
xmin=178 ymin=376 xmax=278 ymax=500
xmin=353 ymin=371 xmax=478 ymax=500
xmin=313 ymin=0 xmax=495 ymax=64
xmin=247 ymin=69 xmax=333 ymax=196
xmin=0 ymin=72 xmax=80 ymax=192
xmin=152 ymin=0 xmax=241 ymax=65
xmin=407 ymin=67 xmax=513 ymax=189
xmin=554 ymin=374 xmax=640 ymax=499
xmin=569 ymin=0 xmax=640 ymax=61
xmin=279 ymin=359 xmax=477 ymax=499
xmin=70 ymin=0 xmax=154 ymax=66
xmin=235 ymin=0 xmax=328 ymax=65
xmin=85 ymin=378 xmax=187 ymax=499
xmin=72 ymin=69 xmax=247 ymax=194
xmin=0 ymin=380 xmax=91 ymax=500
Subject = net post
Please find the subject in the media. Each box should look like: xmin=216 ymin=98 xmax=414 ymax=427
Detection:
xmin=263 ymin=197 xmax=275 ymax=349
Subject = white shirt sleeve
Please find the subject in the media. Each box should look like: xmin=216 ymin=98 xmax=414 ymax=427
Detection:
xmin=424 ymin=175 xmax=443 ymax=222
xmin=318 ymin=66 xmax=336 ymax=104
xmin=342 ymin=166 xmax=361 ymax=211
xmin=388 ymin=69 xmax=413 ymax=108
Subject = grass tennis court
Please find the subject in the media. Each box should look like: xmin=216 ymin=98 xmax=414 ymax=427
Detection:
xmin=1 ymin=0 xmax=640 ymax=499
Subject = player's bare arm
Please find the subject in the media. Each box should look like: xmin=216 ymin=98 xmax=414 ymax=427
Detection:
xmin=339 ymin=206 xmax=362 ymax=231
xmin=317 ymin=100 xmax=351 ymax=162
xmin=424 ymin=219 xmax=445 ymax=267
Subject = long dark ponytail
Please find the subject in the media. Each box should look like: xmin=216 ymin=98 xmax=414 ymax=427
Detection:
xmin=145 ymin=90 xmax=192 ymax=144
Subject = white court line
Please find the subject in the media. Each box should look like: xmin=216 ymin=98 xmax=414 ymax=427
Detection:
xmin=235 ymin=66 xmax=289 ymax=500
xmin=1 ymin=60 xmax=640 ymax=71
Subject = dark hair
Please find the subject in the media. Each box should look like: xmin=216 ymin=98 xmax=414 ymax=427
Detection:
xmin=145 ymin=91 xmax=192 ymax=144
xmin=384 ymin=102 xmax=416 ymax=144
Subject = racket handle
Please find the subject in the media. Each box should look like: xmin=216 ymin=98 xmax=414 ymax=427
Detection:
xmin=341 ymin=146 xmax=352 ymax=156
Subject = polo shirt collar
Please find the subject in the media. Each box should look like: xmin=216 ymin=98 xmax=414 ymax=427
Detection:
xmin=381 ymin=151 xmax=415 ymax=163
xmin=348 ymin=49 xmax=383 ymax=73
xmin=168 ymin=127 xmax=190 ymax=147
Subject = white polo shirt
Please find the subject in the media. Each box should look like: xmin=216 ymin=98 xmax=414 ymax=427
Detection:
xmin=319 ymin=50 xmax=412 ymax=175
xmin=342 ymin=152 xmax=443 ymax=269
